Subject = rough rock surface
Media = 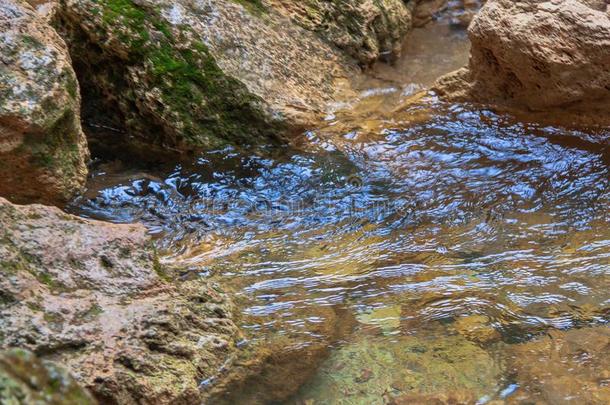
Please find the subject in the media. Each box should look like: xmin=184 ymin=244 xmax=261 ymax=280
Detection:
xmin=507 ymin=326 xmax=610 ymax=404
xmin=267 ymin=0 xmax=415 ymax=65
xmin=55 ymin=0 xmax=360 ymax=151
xmin=0 ymin=197 xmax=239 ymax=404
xmin=0 ymin=348 xmax=97 ymax=404
xmin=0 ymin=0 xmax=88 ymax=205
xmin=434 ymin=0 xmax=610 ymax=126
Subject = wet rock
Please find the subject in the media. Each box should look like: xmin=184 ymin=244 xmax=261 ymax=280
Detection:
xmin=268 ymin=0 xmax=415 ymax=65
xmin=507 ymin=326 xmax=610 ymax=404
xmin=0 ymin=197 xmax=239 ymax=404
xmin=453 ymin=314 xmax=501 ymax=345
xmin=0 ymin=0 xmax=88 ymax=205
xmin=54 ymin=0 xmax=360 ymax=151
xmin=0 ymin=348 xmax=97 ymax=404
xmin=207 ymin=305 xmax=356 ymax=404
xmin=293 ymin=333 xmax=501 ymax=404
xmin=434 ymin=0 xmax=610 ymax=127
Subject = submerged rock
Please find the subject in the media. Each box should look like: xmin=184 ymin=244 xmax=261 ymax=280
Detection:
xmin=0 ymin=197 xmax=239 ymax=404
xmin=207 ymin=305 xmax=356 ymax=404
xmin=0 ymin=0 xmax=88 ymax=205
xmin=0 ymin=349 xmax=97 ymax=404
xmin=507 ymin=326 xmax=610 ymax=404
xmin=292 ymin=332 xmax=501 ymax=404
xmin=434 ymin=0 xmax=610 ymax=126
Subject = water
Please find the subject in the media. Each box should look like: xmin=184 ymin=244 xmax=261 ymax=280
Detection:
xmin=71 ymin=23 xmax=610 ymax=405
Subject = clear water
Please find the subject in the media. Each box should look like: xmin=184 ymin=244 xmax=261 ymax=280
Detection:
xmin=71 ymin=23 xmax=610 ymax=405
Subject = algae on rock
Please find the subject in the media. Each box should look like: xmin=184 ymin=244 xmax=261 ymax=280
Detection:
xmin=57 ymin=0 xmax=284 ymax=152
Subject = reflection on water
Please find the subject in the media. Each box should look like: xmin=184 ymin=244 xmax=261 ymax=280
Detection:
xmin=71 ymin=23 xmax=610 ymax=405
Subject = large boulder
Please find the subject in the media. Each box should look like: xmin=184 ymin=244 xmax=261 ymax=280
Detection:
xmin=0 ymin=0 xmax=88 ymax=205
xmin=434 ymin=0 xmax=610 ymax=126
xmin=54 ymin=0 xmax=361 ymax=151
xmin=0 ymin=197 xmax=239 ymax=404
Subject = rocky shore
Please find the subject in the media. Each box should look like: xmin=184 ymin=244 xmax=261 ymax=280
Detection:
xmin=1 ymin=0 xmax=609 ymax=403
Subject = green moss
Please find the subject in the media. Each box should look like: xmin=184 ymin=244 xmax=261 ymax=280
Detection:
xmin=20 ymin=35 xmax=43 ymax=49
xmin=152 ymin=254 xmax=171 ymax=282
xmin=232 ymin=0 xmax=266 ymax=15
xmin=77 ymin=0 xmax=281 ymax=150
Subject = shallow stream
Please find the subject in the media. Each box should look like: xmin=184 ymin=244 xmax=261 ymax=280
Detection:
xmin=71 ymin=21 xmax=610 ymax=404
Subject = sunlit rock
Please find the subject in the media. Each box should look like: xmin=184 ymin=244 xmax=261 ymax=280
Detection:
xmin=434 ymin=0 xmax=610 ymax=126
xmin=0 ymin=197 xmax=239 ymax=404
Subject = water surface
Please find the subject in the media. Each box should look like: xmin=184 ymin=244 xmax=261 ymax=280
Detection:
xmin=71 ymin=22 xmax=610 ymax=405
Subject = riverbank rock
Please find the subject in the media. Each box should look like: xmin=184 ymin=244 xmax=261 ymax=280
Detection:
xmin=267 ymin=0 xmax=414 ymax=65
xmin=0 ymin=0 xmax=88 ymax=205
xmin=0 ymin=197 xmax=239 ymax=404
xmin=434 ymin=0 xmax=610 ymax=126
xmin=54 ymin=0 xmax=360 ymax=152
xmin=0 ymin=349 xmax=97 ymax=404
xmin=507 ymin=326 xmax=610 ymax=404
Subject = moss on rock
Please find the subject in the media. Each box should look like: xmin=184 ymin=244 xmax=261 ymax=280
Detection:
xmin=58 ymin=0 xmax=284 ymax=151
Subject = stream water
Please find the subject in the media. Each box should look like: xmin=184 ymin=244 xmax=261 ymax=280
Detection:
xmin=71 ymin=22 xmax=610 ymax=404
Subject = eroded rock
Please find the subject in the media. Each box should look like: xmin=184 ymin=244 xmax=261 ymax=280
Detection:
xmin=434 ymin=0 xmax=610 ymax=126
xmin=267 ymin=0 xmax=415 ymax=65
xmin=54 ymin=0 xmax=362 ymax=151
xmin=0 ymin=0 xmax=88 ymax=205
xmin=0 ymin=197 xmax=239 ymax=404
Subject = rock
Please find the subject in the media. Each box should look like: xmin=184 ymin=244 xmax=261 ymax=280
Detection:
xmin=0 ymin=348 xmax=97 ymax=404
xmin=453 ymin=314 xmax=501 ymax=345
xmin=292 ymin=333 xmax=502 ymax=404
xmin=267 ymin=0 xmax=415 ymax=65
xmin=206 ymin=305 xmax=356 ymax=404
xmin=507 ymin=326 xmax=610 ymax=404
xmin=0 ymin=0 xmax=88 ymax=205
xmin=0 ymin=197 xmax=239 ymax=404
xmin=54 ymin=0 xmax=361 ymax=152
xmin=434 ymin=0 xmax=610 ymax=127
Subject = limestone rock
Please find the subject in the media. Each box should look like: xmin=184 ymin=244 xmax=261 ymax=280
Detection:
xmin=0 ymin=197 xmax=239 ymax=404
xmin=0 ymin=349 xmax=97 ymax=404
xmin=55 ymin=0 xmax=359 ymax=151
xmin=434 ymin=0 xmax=610 ymax=126
xmin=0 ymin=0 xmax=88 ymax=205
xmin=267 ymin=0 xmax=415 ymax=65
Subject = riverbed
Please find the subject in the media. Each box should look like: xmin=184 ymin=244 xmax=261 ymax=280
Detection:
xmin=70 ymin=20 xmax=610 ymax=404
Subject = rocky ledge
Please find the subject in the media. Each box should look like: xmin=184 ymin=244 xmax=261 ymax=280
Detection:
xmin=0 ymin=197 xmax=239 ymax=404
xmin=434 ymin=0 xmax=610 ymax=127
